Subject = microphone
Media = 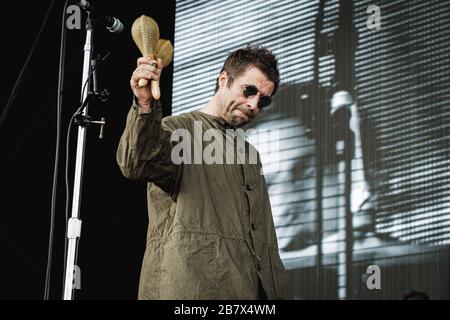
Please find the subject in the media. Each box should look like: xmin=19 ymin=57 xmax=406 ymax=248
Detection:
xmin=77 ymin=0 xmax=124 ymax=34
xmin=103 ymin=15 xmax=124 ymax=34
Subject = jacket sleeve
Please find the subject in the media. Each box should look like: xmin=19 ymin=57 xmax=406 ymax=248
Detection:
xmin=116 ymin=100 xmax=182 ymax=195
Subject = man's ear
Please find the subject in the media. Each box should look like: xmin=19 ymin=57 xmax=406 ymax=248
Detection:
xmin=218 ymin=71 xmax=228 ymax=89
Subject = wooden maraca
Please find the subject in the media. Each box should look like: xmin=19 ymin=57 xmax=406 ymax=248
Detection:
xmin=131 ymin=15 xmax=174 ymax=100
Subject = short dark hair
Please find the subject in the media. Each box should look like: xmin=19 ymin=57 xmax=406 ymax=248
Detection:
xmin=214 ymin=45 xmax=280 ymax=96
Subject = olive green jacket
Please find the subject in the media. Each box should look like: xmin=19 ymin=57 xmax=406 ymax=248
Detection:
xmin=116 ymin=102 xmax=293 ymax=300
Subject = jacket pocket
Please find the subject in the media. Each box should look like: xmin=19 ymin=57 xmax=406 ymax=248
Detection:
xmin=158 ymin=236 xmax=219 ymax=299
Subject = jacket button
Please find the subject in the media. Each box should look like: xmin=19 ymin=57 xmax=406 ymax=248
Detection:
xmin=246 ymin=184 xmax=252 ymax=191
xmin=251 ymin=223 xmax=256 ymax=230
xmin=257 ymin=263 xmax=261 ymax=271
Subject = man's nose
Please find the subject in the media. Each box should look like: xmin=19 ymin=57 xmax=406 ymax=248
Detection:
xmin=246 ymin=95 xmax=260 ymax=112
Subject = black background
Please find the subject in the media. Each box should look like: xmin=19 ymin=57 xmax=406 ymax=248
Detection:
xmin=0 ymin=0 xmax=175 ymax=299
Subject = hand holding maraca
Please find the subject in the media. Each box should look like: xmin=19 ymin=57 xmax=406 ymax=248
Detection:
xmin=131 ymin=15 xmax=173 ymax=111
xmin=130 ymin=57 xmax=163 ymax=111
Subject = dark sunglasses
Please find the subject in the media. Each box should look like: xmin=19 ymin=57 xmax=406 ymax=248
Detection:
xmin=243 ymin=85 xmax=272 ymax=108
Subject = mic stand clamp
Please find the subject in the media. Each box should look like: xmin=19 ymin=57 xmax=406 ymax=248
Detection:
xmin=75 ymin=89 xmax=109 ymax=139
xmin=74 ymin=113 xmax=106 ymax=139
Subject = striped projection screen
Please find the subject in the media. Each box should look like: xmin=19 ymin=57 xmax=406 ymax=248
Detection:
xmin=172 ymin=0 xmax=450 ymax=299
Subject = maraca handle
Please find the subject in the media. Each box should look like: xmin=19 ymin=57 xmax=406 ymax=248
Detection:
xmin=138 ymin=78 xmax=148 ymax=87
xmin=151 ymin=80 xmax=161 ymax=100
xmin=137 ymin=79 xmax=161 ymax=100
